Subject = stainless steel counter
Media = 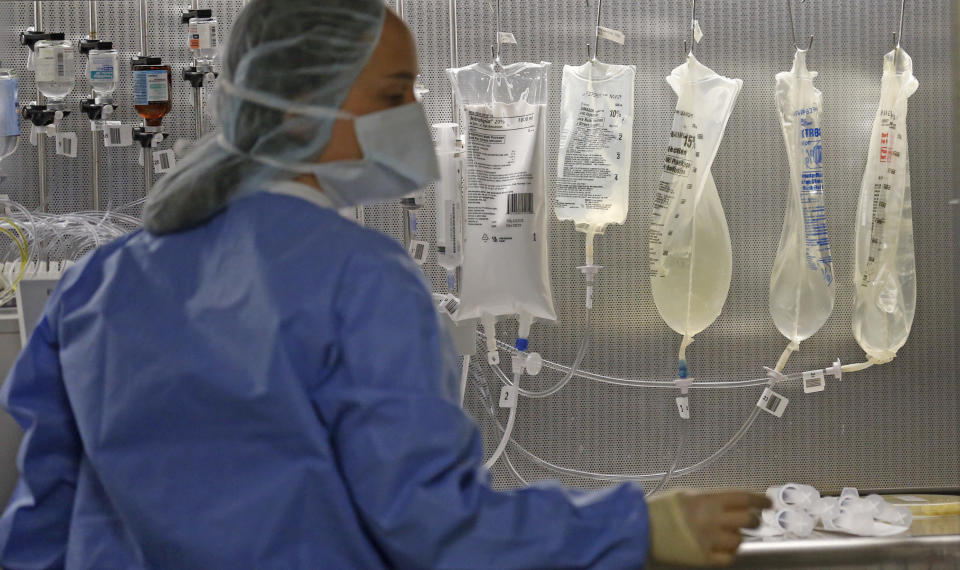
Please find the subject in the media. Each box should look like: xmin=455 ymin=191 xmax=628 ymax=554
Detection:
xmin=732 ymin=515 xmax=960 ymax=569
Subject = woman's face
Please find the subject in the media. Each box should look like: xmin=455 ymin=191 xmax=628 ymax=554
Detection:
xmin=317 ymin=10 xmax=419 ymax=163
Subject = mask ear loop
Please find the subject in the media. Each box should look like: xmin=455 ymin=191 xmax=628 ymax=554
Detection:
xmin=215 ymin=134 xmax=317 ymax=175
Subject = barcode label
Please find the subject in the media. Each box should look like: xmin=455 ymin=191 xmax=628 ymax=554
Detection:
xmin=507 ymin=192 xmax=534 ymax=215
xmin=153 ymin=149 xmax=176 ymax=173
xmin=597 ymin=26 xmax=626 ymax=45
xmin=102 ymin=122 xmax=133 ymax=147
xmin=442 ymin=296 xmax=460 ymax=315
xmin=408 ymin=240 xmax=429 ymax=265
xmin=802 ymin=370 xmax=826 ymax=394
xmin=757 ymin=388 xmax=788 ymax=417
xmin=55 ymin=132 xmax=77 ymax=157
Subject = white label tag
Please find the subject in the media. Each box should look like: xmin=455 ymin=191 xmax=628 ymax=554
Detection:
xmin=153 ymin=149 xmax=176 ymax=173
xmin=102 ymin=122 xmax=134 ymax=147
xmin=802 ymin=370 xmax=826 ymax=394
xmin=441 ymin=295 xmax=460 ymax=316
xmin=675 ymin=396 xmax=690 ymax=419
xmin=55 ymin=132 xmax=77 ymax=157
xmin=408 ymin=240 xmax=429 ymax=265
xmin=693 ymin=20 xmax=704 ymax=43
xmin=497 ymin=32 xmax=518 ymax=45
xmin=597 ymin=26 xmax=626 ymax=45
xmin=757 ymin=388 xmax=789 ymax=417
xmin=499 ymin=385 xmax=517 ymax=408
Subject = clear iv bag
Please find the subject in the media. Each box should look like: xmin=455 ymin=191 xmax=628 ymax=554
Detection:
xmin=649 ymin=55 xmax=742 ymax=339
xmin=769 ymin=50 xmax=835 ymax=343
xmin=852 ymin=49 xmax=919 ymax=363
xmin=555 ymin=61 xmax=636 ymax=232
xmin=446 ymin=61 xmax=556 ymax=323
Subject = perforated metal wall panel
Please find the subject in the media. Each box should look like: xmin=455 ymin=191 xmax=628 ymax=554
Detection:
xmin=0 ymin=0 xmax=956 ymax=494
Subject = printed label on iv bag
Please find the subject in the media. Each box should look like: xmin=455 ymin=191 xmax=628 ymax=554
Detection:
xmin=456 ymin=100 xmax=555 ymax=321
xmin=189 ymin=21 xmax=218 ymax=50
xmin=35 ymin=48 xmax=73 ymax=82
xmin=555 ymin=64 xmax=635 ymax=227
xmin=133 ymin=70 xmax=169 ymax=105
xmin=861 ymin=109 xmax=904 ymax=287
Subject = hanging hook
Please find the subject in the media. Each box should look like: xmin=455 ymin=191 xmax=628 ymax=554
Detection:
xmin=491 ymin=0 xmax=503 ymax=68
xmin=893 ymin=0 xmax=906 ymax=68
xmin=685 ymin=0 xmax=697 ymax=57
xmin=592 ymin=0 xmax=603 ymax=62
xmin=786 ymin=0 xmax=814 ymax=52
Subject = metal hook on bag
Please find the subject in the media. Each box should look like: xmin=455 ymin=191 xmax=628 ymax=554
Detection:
xmin=683 ymin=0 xmax=697 ymax=57
xmin=786 ymin=0 xmax=814 ymax=52
xmin=490 ymin=0 xmax=503 ymax=69
xmin=586 ymin=0 xmax=603 ymax=62
xmin=892 ymin=0 xmax=907 ymax=68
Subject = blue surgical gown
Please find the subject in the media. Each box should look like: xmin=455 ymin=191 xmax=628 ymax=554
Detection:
xmin=0 ymin=185 xmax=651 ymax=569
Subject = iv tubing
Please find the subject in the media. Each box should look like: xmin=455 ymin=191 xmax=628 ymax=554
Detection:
xmin=483 ymin=364 xmax=520 ymax=469
xmin=478 ymin=332 xmax=810 ymax=389
xmin=645 ymin=414 xmax=690 ymax=496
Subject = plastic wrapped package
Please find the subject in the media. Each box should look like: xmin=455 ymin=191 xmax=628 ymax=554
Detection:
xmin=446 ymin=61 xmax=556 ymax=330
xmin=555 ymin=61 xmax=635 ymax=233
xmin=769 ymin=49 xmax=835 ymax=345
xmin=852 ymin=49 xmax=919 ymax=363
xmin=649 ymin=55 xmax=742 ymax=352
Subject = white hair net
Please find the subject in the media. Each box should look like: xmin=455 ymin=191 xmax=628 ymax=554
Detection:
xmin=144 ymin=0 xmax=386 ymax=235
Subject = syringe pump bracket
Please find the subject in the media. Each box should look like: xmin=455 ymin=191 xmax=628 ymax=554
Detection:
xmin=133 ymin=127 xmax=163 ymax=148
xmin=22 ymin=105 xmax=63 ymax=128
xmin=79 ymin=39 xmax=99 ymax=55
xmin=181 ymin=9 xmax=213 ymax=24
xmin=80 ymin=99 xmax=106 ymax=121
xmin=20 ymin=31 xmax=52 ymax=51
xmin=183 ymin=67 xmax=218 ymax=88
xmin=131 ymin=56 xmax=162 ymax=69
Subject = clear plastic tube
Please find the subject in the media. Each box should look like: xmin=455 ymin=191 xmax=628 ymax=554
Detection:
xmin=514 ymin=308 xmax=591 ymax=398
xmin=645 ymin=414 xmax=690 ymax=496
xmin=483 ymin=365 xmax=520 ymax=469
xmin=480 ymin=377 xmax=763 ymax=483
xmin=478 ymin=332 xmax=801 ymax=389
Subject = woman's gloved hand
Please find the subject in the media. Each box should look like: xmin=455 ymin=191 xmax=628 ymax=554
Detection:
xmin=648 ymin=489 xmax=771 ymax=567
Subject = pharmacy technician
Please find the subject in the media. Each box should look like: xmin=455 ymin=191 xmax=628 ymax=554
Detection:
xmin=0 ymin=1 xmax=768 ymax=568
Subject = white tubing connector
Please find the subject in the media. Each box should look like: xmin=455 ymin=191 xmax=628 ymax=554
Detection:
xmin=482 ymin=314 xmax=499 ymax=365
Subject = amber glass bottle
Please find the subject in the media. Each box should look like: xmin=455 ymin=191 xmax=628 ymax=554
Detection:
xmin=132 ymin=57 xmax=172 ymax=127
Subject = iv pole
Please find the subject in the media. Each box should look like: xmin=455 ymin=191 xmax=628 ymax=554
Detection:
xmin=137 ymin=0 xmax=154 ymax=195
xmin=33 ymin=1 xmax=47 ymax=212
xmin=87 ymin=0 xmax=100 ymax=209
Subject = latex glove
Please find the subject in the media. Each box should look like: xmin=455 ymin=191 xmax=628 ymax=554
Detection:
xmin=648 ymin=490 xmax=770 ymax=567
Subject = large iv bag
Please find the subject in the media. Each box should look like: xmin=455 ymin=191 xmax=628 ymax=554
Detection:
xmin=769 ymin=49 xmax=835 ymax=345
xmin=555 ymin=61 xmax=635 ymax=233
xmin=852 ymin=49 xmax=919 ymax=364
xmin=446 ymin=61 xmax=556 ymax=328
xmin=649 ymin=55 xmax=742 ymax=351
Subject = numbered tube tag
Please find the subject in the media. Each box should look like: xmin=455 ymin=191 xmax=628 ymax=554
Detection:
xmin=497 ymin=32 xmax=518 ymax=45
xmin=757 ymin=388 xmax=789 ymax=417
xmin=153 ymin=149 xmax=177 ymax=173
xmin=55 ymin=132 xmax=78 ymax=158
xmin=597 ymin=26 xmax=626 ymax=45
xmin=802 ymin=370 xmax=826 ymax=394
xmin=499 ymin=385 xmax=517 ymax=408
xmin=408 ymin=240 xmax=429 ymax=265
xmin=102 ymin=121 xmax=133 ymax=147
xmin=675 ymin=396 xmax=690 ymax=419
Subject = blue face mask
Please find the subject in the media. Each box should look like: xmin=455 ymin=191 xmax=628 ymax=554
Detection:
xmin=312 ymin=102 xmax=440 ymax=208
xmin=216 ymin=78 xmax=440 ymax=208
